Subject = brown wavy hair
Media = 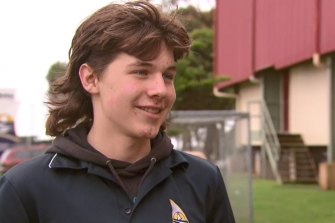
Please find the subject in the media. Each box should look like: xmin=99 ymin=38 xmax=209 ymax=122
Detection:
xmin=45 ymin=1 xmax=190 ymax=136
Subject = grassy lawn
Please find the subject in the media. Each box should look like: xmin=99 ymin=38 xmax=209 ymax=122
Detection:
xmin=253 ymin=179 xmax=335 ymax=223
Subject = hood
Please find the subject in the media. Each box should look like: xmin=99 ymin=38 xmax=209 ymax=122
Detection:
xmin=47 ymin=124 xmax=173 ymax=173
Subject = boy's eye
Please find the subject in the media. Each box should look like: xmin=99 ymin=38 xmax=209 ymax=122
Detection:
xmin=135 ymin=70 xmax=148 ymax=76
xmin=163 ymin=73 xmax=175 ymax=81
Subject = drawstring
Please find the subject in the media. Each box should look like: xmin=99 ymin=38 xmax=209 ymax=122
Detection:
xmin=133 ymin=157 xmax=157 ymax=204
xmin=105 ymin=157 xmax=157 ymax=200
xmin=139 ymin=157 xmax=157 ymax=187
xmin=106 ymin=160 xmax=129 ymax=193
xmin=149 ymin=157 xmax=157 ymax=171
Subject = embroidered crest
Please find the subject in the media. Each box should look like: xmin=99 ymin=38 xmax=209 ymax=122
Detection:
xmin=169 ymin=199 xmax=189 ymax=223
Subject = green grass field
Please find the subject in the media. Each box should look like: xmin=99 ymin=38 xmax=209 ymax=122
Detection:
xmin=253 ymin=179 xmax=335 ymax=223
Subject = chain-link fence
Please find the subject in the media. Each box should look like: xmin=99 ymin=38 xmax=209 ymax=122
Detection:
xmin=169 ymin=110 xmax=253 ymax=223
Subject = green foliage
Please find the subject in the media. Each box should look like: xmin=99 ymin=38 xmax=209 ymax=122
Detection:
xmin=178 ymin=6 xmax=213 ymax=31
xmin=170 ymin=4 xmax=234 ymax=110
xmin=174 ymin=27 xmax=233 ymax=110
xmin=175 ymin=28 xmax=213 ymax=89
xmin=173 ymin=80 xmax=233 ymax=110
xmin=46 ymin=61 xmax=67 ymax=84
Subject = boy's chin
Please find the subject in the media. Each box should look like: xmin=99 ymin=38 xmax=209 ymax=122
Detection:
xmin=139 ymin=127 xmax=160 ymax=139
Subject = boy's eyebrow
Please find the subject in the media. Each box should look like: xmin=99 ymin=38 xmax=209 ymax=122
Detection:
xmin=128 ymin=60 xmax=176 ymax=71
xmin=128 ymin=61 xmax=152 ymax=67
xmin=166 ymin=64 xmax=176 ymax=71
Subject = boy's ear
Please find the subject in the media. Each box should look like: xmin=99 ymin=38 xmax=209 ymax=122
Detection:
xmin=79 ymin=63 xmax=99 ymax=94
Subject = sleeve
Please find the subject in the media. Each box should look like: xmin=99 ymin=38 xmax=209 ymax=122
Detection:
xmin=0 ymin=176 xmax=30 ymax=223
xmin=207 ymin=166 xmax=236 ymax=223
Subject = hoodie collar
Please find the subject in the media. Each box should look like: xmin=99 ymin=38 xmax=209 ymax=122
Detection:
xmin=46 ymin=125 xmax=186 ymax=174
xmin=48 ymin=149 xmax=188 ymax=173
xmin=48 ymin=125 xmax=109 ymax=166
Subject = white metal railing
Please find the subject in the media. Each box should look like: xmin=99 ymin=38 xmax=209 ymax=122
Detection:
xmin=260 ymin=101 xmax=281 ymax=161
xmin=248 ymin=100 xmax=282 ymax=183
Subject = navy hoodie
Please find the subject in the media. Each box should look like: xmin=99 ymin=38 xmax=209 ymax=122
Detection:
xmin=0 ymin=125 xmax=235 ymax=223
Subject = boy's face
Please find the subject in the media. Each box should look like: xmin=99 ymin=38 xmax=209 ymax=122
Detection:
xmin=89 ymin=43 xmax=176 ymax=139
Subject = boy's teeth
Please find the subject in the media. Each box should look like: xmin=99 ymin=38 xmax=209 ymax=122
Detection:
xmin=142 ymin=107 xmax=160 ymax=114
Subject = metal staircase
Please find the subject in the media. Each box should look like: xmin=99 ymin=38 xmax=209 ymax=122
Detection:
xmin=277 ymin=133 xmax=318 ymax=183
xmin=249 ymin=100 xmax=317 ymax=184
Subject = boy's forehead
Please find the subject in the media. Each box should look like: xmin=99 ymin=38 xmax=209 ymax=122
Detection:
xmin=123 ymin=41 xmax=175 ymax=62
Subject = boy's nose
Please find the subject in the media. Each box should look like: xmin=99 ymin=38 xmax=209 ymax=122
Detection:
xmin=147 ymin=74 xmax=168 ymax=98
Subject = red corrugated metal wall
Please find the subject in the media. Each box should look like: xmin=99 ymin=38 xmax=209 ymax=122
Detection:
xmin=214 ymin=0 xmax=253 ymax=88
xmin=320 ymin=0 xmax=335 ymax=54
xmin=215 ymin=0 xmax=335 ymax=89
xmin=255 ymin=0 xmax=316 ymax=70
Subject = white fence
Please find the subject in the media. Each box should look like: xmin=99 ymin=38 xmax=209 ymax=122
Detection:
xmin=170 ymin=110 xmax=253 ymax=223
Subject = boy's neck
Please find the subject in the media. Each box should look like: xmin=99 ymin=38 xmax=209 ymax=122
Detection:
xmin=87 ymin=125 xmax=151 ymax=163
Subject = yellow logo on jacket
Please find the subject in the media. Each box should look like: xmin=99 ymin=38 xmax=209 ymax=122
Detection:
xmin=169 ymin=199 xmax=189 ymax=223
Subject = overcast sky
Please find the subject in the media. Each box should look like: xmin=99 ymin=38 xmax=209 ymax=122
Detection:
xmin=0 ymin=0 xmax=214 ymax=139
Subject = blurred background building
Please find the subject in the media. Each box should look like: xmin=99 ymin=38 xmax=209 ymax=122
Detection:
xmin=214 ymin=0 xmax=335 ymax=188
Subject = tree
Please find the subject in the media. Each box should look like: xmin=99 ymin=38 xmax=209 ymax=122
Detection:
xmin=46 ymin=62 xmax=67 ymax=85
xmin=150 ymin=0 xmax=214 ymax=30
xmin=178 ymin=6 xmax=213 ymax=31
xmin=173 ymin=28 xmax=234 ymax=110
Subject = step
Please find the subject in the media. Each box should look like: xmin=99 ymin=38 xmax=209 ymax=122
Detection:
xmin=280 ymin=143 xmax=306 ymax=148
